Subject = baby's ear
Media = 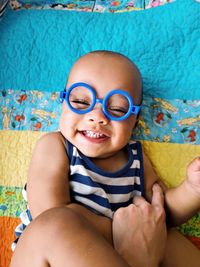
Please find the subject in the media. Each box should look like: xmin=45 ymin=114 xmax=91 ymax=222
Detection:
xmin=136 ymin=108 xmax=141 ymax=121
xmin=133 ymin=118 xmax=139 ymax=129
xmin=134 ymin=110 xmax=141 ymax=128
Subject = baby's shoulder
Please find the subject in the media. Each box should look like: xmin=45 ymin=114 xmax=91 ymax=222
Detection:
xmin=35 ymin=131 xmax=66 ymax=151
xmin=38 ymin=131 xmax=64 ymax=141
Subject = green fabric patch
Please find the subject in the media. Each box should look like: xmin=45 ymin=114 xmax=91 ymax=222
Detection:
xmin=0 ymin=186 xmax=26 ymax=217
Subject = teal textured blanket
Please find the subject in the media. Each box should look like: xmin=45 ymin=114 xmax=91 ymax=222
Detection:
xmin=0 ymin=0 xmax=200 ymax=100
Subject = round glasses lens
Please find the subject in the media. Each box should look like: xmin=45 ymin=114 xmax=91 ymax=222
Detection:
xmin=105 ymin=93 xmax=130 ymax=119
xmin=68 ymin=85 xmax=93 ymax=111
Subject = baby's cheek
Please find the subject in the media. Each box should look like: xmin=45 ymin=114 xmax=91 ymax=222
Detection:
xmin=59 ymin=113 xmax=68 ymax=133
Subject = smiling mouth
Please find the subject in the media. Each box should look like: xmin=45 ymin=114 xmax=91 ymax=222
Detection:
xmin=81 ymin=130 xmax=108 ymax=139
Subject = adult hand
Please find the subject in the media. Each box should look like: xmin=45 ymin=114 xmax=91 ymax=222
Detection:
xmin=112 ymin=183 xmax=167 ymax=267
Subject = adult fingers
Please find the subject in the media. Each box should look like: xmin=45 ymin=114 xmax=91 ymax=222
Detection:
xmin=132 ymin=195 xmax=148 ymax=206
xmin=151 ymin=183 xmax=164 ymax=207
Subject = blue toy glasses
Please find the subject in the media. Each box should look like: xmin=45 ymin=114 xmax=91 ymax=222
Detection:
xmin=60 ymin=82 xmax=141 ymax=121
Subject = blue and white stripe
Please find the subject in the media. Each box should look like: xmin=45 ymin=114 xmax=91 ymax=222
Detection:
xmin=67 ymin=140 xmax=144 ymax=218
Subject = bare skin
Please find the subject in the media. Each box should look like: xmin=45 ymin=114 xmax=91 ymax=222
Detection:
xmin=10 ymin=51 xmax=200 ymax=267
xmin=11 ymin=185 xmax=166 ymax=267
xmin=113 ymin=184 xmax=167 ymax=267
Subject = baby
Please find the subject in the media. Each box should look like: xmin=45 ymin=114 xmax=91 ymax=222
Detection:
xmin=11 ymin=51 xmax=200 ymax=267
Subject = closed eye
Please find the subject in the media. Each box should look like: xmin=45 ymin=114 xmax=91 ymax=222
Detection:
xmin=71 ymin=99 xmax=90 ymax=105
xmin=108 ymin=106 xmax=127 ymax=117
xmin=70 ymin=98 xmax=90 ymax=109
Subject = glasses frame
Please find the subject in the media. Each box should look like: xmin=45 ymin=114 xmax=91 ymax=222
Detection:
xmin=60 ymin=82 xmax=141 ymax=121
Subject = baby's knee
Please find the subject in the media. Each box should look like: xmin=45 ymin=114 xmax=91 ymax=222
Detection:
xmin=18 ymin=207 xmax=87 ymax=244
xmin=14 ymin=207 xmax=87 ymax=252
xmin=33 ymin=207 xmax=87 ymax=235
xmin=11 ymin=208 xmax=85 ymax=266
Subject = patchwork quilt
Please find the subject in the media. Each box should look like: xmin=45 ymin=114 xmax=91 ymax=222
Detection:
xmin=8 ymin=0 xmax=175 ymax=12
xmin=0 ymin=1 xmax=200 ymax=266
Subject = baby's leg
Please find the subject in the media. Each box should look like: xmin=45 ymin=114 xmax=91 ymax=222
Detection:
xmin=10 ymin=207 xmax=129 ymax=267
xmin=162 ymin=228 xmax=200 ymax=267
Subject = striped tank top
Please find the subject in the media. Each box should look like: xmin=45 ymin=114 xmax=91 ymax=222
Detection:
xmin=12 ymin=139 xmax=144 ymax=250
xmin=67 ymin=139 xmax=144 ymax=218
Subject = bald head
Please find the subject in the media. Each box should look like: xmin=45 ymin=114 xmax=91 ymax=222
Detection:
xmin=67 ymin=50 xmax=143 ymax=105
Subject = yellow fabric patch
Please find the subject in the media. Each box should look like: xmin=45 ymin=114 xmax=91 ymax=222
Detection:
xmin=142 ymin=141 xmax=200 ymax=187
xmin=0 ymin=130 xmax=45 ymax=187
xmin=1 ymin=130 xmax=200 ymax=188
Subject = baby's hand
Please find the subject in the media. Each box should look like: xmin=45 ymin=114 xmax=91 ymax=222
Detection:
xmin=186 ymin=157 xmax=200 ymax=196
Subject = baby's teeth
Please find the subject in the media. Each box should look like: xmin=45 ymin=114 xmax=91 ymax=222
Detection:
xmin=86 ymin=131 xmax=103 ymax=138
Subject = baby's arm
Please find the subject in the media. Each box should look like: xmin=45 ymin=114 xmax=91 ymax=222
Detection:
xmin=164 ymin=157 xmax=200 ymax=226
xmin=27 ymin=132 xmax=70 ymax=218
xmin=27 ymin=132 xmax=112 ymax=243
xmin=143 ymin=153 xmax=200 ymax=226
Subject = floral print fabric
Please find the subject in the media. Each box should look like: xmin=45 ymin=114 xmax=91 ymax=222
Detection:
xmin=1 ymin=89 xmax=200 ymax=145
xmin=9 ymin=0 xmax=175 ymax=12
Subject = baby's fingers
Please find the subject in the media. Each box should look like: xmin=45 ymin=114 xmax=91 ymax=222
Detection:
xmin=187 ymin=157 xmax=200 ymax=173
xmin=151 ymin=183 xmax=164 ymax=207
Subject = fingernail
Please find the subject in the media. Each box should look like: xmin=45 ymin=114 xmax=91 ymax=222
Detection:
xmin=153 ymin=183 xmax=160 ymax=190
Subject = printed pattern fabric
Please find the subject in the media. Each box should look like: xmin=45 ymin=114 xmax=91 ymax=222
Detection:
xmin=1 ymin=89 xmax=200 ymax=145
xmin=9 ymin=0 xmax=175 ymax=12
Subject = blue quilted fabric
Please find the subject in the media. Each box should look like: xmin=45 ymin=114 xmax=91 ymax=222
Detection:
xmin=0 ymin=0 xmax=200 ymax=99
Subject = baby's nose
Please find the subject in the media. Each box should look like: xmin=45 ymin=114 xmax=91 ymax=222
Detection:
xmin=87 ymin=105 xmax=109 ymax=125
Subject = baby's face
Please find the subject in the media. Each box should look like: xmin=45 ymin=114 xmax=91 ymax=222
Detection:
xmin=59 ymin=53 xmax=142 ymax=159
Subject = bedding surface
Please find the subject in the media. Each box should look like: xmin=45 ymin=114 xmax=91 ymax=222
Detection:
xmin=0 ymin=1 xmax=200 ymax=99
xmin=0 ymin=1 xmax=200 ymax=266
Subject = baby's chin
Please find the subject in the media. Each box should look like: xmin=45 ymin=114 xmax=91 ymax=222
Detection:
xmin=76 ymin=145 xmax=117 ymax=160
xmin=76 ymin=146 xmax=104 ymax=158
xmin=59 ymin=132 xmax=115 ymax=159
